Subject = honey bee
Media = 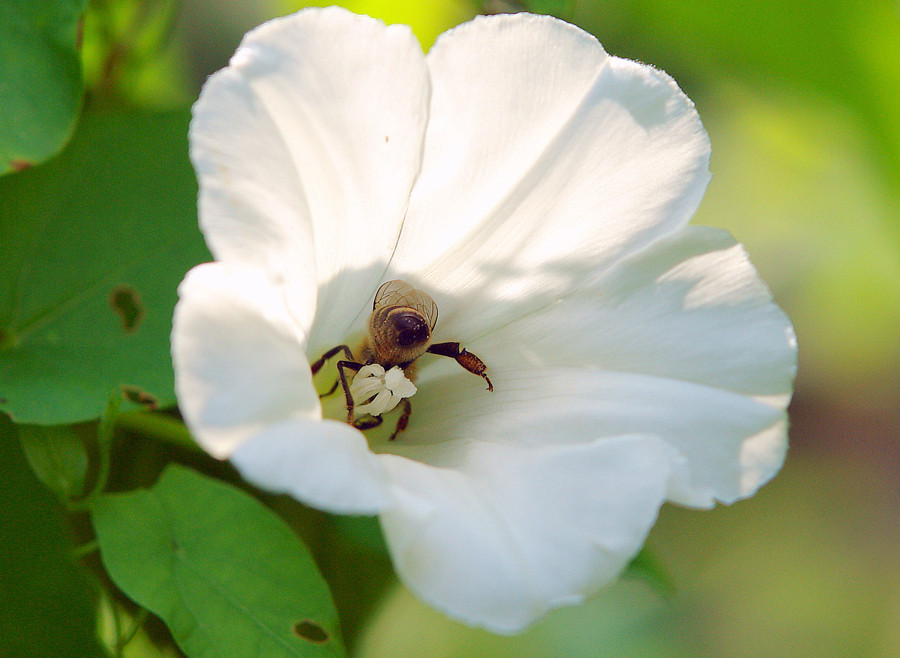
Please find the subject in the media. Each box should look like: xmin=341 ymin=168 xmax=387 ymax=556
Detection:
xmin=311 ymin=280 xmax=493 ymax=440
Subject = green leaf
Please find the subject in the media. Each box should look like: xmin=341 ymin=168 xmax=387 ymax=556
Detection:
xmin=319 ymin=515 xmax=395 ymax=649
xmin=17 ymin=423 xmax=88 ymax=499
xmin=0 ymin=415 xmax=105 ymax=657
xmin=91 ymin=464 xmax=346 ymax=658
xmin=0 ymin=109 xmax=210 ymax=425
xmin=0 ymin=0 xmax=88 ymax=175
xmin=525 ymin=0 xmax=576 ymax=17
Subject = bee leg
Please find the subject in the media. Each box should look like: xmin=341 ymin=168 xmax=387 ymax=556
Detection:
xmin=353 ymin=415 xmax=383 ymax=431
xmin=336 ymin=360 xmax=363 ymax=424
xmin=319 ymin=378 xmax=340 ymax=398
xmin=310 ymin=345 xmax=354 ymax=375
xmin=427 ymin=342 xmax=494 ymax=392
xmin=389 ymin=399 xmax=412 ymax=441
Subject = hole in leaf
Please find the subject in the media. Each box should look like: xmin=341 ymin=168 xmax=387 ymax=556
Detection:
xmin=109 ymin=284 xmax=144 ymax=333
xmin=121 ymin=385 xmax=158 ymax=410
xmin=293 ymin=620 xmax=329 ymax=644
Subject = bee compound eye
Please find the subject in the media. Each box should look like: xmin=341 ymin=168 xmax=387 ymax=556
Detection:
xmin=393 ymin=313 xmax=429 ymax=347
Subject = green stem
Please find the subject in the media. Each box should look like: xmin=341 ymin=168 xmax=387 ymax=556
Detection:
xmin=93 ymin=427 xmax=114 ymax=500
xmin=115 ymin=410 xmax=198 ymax=451
xmin=68 ymin=409 xmax=197 ymax=508
xmin=94 ymin=0 xmax=180 ymax=102
xmin=108 ymin=595 xmax=124 ymax=658
xmin=116 ymin=607 xmax=150 ymax=654
xmin=72 ymin=539 xmax=99 ymax=559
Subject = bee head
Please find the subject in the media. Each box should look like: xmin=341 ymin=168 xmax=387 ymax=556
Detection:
xmin=392 ymin=311 xmax=430 ymax=347
xmin=368 ymin=305 xmax=432 ymax=366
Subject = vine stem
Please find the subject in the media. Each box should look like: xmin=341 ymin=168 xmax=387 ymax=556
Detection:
xmin=115 ymin=607 xmax=150 ymax=655
xmin=72 ymin=539 xmax=99 ymax=559
xmin=115 ymin=410 xmax=199 ymax=452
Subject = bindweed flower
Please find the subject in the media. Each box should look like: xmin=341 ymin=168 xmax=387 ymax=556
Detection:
xmin=172 ymin=7 xmax=797 ymax=633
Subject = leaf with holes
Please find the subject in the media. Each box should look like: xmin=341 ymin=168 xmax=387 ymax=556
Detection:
xmin=90 ymin=464 xmax=346 ymax=658
xmin=0 ymin=109 xmax=210 ymax=424
xmin=0 ymin=0 xmax=88 ymax=174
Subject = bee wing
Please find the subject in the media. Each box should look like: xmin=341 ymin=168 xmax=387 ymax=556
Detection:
xmin=373 ymin=280 xmax=439 ymax=330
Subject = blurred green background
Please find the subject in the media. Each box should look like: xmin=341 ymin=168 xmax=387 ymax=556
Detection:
xmin=4 ymin=0 xmax=900 ymax=655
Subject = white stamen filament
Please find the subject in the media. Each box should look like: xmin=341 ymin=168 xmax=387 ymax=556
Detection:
xmin=350 ymin=364 xmax=417 ymax=416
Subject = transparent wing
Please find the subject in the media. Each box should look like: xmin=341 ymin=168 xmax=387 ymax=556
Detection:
xmin=373 ymin=280 xmax=438 ymax=329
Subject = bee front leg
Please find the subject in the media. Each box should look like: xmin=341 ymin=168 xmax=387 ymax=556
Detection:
xmin=310 ymin=345 xmax=354 ymax=375
xmin=336 ymin=360 xmax=363 ymax=424
xmin=311 ymin=345 xmax=355 ymax=398
xmin=427 ymin=342 xmax=493 ymax=391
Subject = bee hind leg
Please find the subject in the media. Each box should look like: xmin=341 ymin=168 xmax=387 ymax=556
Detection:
xmin=389 ymin=399 xmax=412 ymax=441
xmin=319 ymin=379 xmax=340 ymax=398
xmin=353 ymin=400 xmax=411 ymax=441
xmin=353 ymin=415 xmax=383 ymax=431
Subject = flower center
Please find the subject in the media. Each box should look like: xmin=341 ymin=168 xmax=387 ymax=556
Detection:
xmin=349 ymin=364 xmax=417 ymax=416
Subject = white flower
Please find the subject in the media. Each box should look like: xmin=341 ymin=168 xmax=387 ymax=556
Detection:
xmin=350 ymin=364 xmax=417 ymax=417
xmin=172 ymin=7 xmax=797 ymax=633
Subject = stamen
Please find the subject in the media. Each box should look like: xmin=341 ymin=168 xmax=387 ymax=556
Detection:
xmin=350 ymin=364 xmax=417 ymax=416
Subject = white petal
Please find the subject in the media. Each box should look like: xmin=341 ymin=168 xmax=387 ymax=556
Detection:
xmin=475 ymin=226 xmax=797 ymax=397
xmin=402 ymin=226 xmax=794 ymax=503
xmin=190 ymin=7 xmax=431 ymax=349
xmin=402 ymin=366 xmax=783 ymax=506
xmin=231 ymin=418 xmax=390 ymax=514
xmin=172 ymin=263 xmax=316 ymax=458
xmin=739 ymin=416 xmax=790 ymax=497
xmin=379 ymin=435 xmax=672 ymax=633
xmin=391 ymin=13 xmax=709 ymax=336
